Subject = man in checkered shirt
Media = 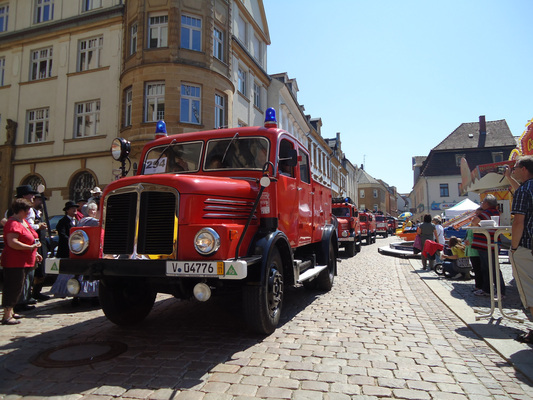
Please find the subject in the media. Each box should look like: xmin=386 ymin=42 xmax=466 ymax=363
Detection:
xmin=508 ymin=155 xmax=533 ymax=343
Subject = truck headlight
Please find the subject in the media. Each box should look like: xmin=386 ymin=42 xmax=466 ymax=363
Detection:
xmin=194 ymin=228 xmax=220 ymax=256
xmin=69 ymin=230 xmax=90 ymax=255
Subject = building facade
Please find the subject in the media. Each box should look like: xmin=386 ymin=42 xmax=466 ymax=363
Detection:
xmin=0 ymin=0 xmax=124 ymax=215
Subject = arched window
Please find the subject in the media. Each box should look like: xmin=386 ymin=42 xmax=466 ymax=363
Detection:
xmin=70 ymin=171 xmax=96 ymax=202
xmin=23 ymin=175 xmax=44 ymax=191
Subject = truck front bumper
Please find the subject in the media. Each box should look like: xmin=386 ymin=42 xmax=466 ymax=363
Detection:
xmin=45 ymin=257 xmax=261 ymax=280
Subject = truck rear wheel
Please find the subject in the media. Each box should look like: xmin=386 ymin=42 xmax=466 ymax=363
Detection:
xmin=99 ymin=278 xmax=156 ymax=326
xmin=243 ymin=247 xmax=284 ymax=334
xmin=316 ymin=240 xmax=335 ymax=291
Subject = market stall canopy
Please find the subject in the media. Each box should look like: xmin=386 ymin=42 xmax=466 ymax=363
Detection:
xmin=444 ymin=198 xmax=480 ymax=219
xmin=459 ymin=158 xmax=514 ymax=195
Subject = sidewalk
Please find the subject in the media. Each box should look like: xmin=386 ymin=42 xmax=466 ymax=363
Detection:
xmin=408 ymin=256 xmax=533 ymax=382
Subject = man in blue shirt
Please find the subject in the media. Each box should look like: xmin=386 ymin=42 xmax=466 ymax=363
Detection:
xmin=509 ymin=155 xmax=533 ymax=343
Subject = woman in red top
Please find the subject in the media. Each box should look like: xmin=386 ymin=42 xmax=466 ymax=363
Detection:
xmin=1 ymin=199 xmax=42 ymax=325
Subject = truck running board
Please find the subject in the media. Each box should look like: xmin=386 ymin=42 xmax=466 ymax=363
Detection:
xmin=297 ymin=265 xmax=327 ymax=283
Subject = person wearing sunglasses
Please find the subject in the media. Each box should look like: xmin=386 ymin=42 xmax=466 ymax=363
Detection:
xmin=508 ymin=156 xmax=533 ymax=344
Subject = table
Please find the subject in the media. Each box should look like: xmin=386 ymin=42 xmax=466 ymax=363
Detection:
xmin=464 ymin=226 xmax=524 ymax=323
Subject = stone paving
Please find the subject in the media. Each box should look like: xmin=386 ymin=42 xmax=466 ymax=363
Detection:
xmin=0 ymin=236 xmax=532 ymax=399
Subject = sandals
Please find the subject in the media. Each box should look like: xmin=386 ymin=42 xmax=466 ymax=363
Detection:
xmin=1 ymin=318 xmax=21 ymax=325
xmin=516 ymin=331 xmax=533 ymax=344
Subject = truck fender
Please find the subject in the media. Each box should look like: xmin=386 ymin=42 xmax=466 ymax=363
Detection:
xmin=247 ymin=230 xmax=293 ymax=286
xmin=318 ymin=224 xmax=338 ymax=274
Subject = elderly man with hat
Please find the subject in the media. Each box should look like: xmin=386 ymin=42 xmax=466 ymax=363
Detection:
xmin=55 ymin=201 xmax=79 ymax=258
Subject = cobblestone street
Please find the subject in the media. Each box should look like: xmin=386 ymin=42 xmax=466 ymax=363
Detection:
xmin=1 ymin=236 xmax=533 ymax=399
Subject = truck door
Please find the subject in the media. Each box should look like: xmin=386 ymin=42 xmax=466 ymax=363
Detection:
xmin=277 ymin=138 xmax=298 ymax=246
xmin=297 ymin=148 xmax=313 ymax=246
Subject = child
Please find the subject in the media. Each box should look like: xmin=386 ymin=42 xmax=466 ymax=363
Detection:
xmin=441 ymin=236 xmax=471 ymax=279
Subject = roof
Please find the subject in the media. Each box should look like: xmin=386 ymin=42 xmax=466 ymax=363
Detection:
xmin=433 ymin=119 xmax=515 ymax=151
xmin=356 ymin=169 xmax=380 ymax=185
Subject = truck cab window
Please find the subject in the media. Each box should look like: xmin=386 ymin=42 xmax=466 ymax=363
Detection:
xmin=143 ymin=141 xmax=203 ymax=174
xmin=278 ymin=139 xmax=294 ymax=177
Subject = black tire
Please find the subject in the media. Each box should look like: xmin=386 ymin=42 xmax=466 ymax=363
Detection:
xmin=355 ymin=235 xmax=362 ymax=253
xmin=243 ymin=247 xmax=284 ymax=334
xmin=434 ymin=263 xmax=444 ymax=275
xmin=316 ymin=240 xmax=335 ymax=291
xmin=366 ymin=234 xmax=371 ymax=245
xmin=384 ymin=232 xmax=388 ymax=238
xmin=345 ymin=241 xmax=356 ymax=257
xmin=99 ymin=278 xmax=156 ymax=326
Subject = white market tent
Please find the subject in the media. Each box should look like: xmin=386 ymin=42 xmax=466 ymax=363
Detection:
xmin=444 ymin=198 xmax=480 ymax=219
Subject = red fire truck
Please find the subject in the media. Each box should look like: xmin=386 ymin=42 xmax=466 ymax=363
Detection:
xmin=375 ymin=213 xmax=388 ymax=238
xmin=49 ymin=109 xmax=337 ymax=334
xmin=332 ymin=197 xmax=361 ymax=257
xmin=359 ymin=211 xmax=377 ymax=244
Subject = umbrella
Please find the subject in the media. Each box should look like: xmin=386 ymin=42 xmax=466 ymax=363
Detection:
xmin=398 ymin=212 xmax=412 ymax=221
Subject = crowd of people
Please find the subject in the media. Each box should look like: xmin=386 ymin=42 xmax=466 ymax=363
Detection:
xmin=1 ymin=186 xmax=102 ymax=325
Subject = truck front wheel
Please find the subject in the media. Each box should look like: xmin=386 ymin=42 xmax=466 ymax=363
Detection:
xmin=99 ymin=278 xmax=156 ymax=326
xmin=243 ymin=247 xmax=284 ymax=334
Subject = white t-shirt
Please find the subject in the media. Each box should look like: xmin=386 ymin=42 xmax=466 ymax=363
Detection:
xmin=435 ymin=224 xmax=445 ymax=245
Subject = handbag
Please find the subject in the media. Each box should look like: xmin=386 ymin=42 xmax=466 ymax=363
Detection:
xmin=453 ymin=257 xmax=472 ymax=273
xmin=413 ymin=235 xmax=422 ymax=254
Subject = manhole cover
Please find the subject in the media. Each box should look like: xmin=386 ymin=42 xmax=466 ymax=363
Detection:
xmin=30 ymin=341 xmax=128 ymax=368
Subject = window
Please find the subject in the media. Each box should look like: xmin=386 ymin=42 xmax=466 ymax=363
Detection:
xmin=181 ymin=15 xmax=201 ymax=51
xmin=237 ymin=14 xmax=247 ymax=45
xmin=125 ymin=88 xmax=132 ymax=127
xmin=440 ymin=183 xmax=449 ymax=197
xmin=0 ymin=57 xmax=4 ymax=86
xmin=492 ymin=152 xmax=503 ymax=163
xmin=78 ymin=37 xmax=103 ymax=72
xmin=300 ymin=151 xmax=310 ymax=184
xmin=148 ymin=14 xmax=168 ymax=48
xmin=180 ymin=84 xmax=200 ymax=124
xmin=130 ymin=23 xmax=138 ymax=55
xmin=0 ymin=4 xmax=8 ymax=32
xmin=145 ymin=82 xmax=165 ymax=122
xmin=253 ymin=82 xmax=260 ymax=108
xmin=82 ymin=0 xmax=101 ymax=12
xmin=360 ymin=204 xmax=366 ymax=211
xmin=373 ymin=204 xmax=378 ymax=212
xmin=373 ymin=189 xmax=378 ymax=198
xmin=252 ymin=35 xmax=262 ymax=64
xmin=278 ymin=139 xmax=294 ymax=177
xmin=359 ymin=189 xmax=365 ymax=198
xmin=31 ymin=47 xmax=53 ymax=80
xmin=24 ymin=175 xmax=44 ymax=192
xmin=455 ymin=154 xmax=465 ymax=166
xmin=238 ymin=68 xmax=246 ymax=95
xmin=213 ymin=27 xmax=224 ymax=61
xmin=35 ymin=0 xmax=54 ymax=23
xmin=71 ymin=171 xmax=96 ymax=203
xmin=215 ymin=93 xmax=224 ymax=129
xmin=27 ymin=108 xmax=49 ymax=143
xmin=75 ymin=100 xmax=100 ymax=138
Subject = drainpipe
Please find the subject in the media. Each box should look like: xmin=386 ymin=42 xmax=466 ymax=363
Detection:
xmin=425 ymin=176 xmax=430 ymax=217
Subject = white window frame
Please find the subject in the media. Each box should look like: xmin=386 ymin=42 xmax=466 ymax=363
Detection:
xmin=253 ymin=82 xmax=261 ymax=108
xmin=359 ymin=189 xmax=365 ymax=198
xmin=148 ymin=13 xmax=168 ymax=49
xmin=0 ymin=3 xmax=8 ymax=32
xmin=0 ymin=57 xmax=5 ymax=86
xmin=145 ymin=82 xmax=165 ymax=122
xmin=82 ymin=0 xmax=101 ymax=12
xmin=75 ymin=100 xmax=100 ymax=138
xmin=130 ymin=23 xmax=138 ymax=55
xmin=34 ymin=0 xmax=54 ymax=23
xmin=30 ymin=47 xmax=53 ymax=81
xmin=125 ymin=88 xmax=132 ymax=127
xmin=181 ymin=14 xmax=202 ymax=51
xmin=238 ymin=68 xmax=246 ymax=96
xmin=213 ymin=27 xmax=224 ymax=61
xmin=215 ymin=92 xmax=225 ymax=129
xmin=373 ymin=189 xmax=378 ymax=198
xmin=27 ymin=108 xmax=49 ymax=143
xmin=78 ymin=36 xmax=103 ymax=72
xmin=180 ymin=83 xmax=201 ymax=124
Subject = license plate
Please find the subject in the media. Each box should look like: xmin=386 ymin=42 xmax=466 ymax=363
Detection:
xmin=167 ymin=261 xmax=223 ymax=277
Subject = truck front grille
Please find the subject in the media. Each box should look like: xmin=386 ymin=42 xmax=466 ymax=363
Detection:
xmin=103 ymin=186 xmax=178 ymax=257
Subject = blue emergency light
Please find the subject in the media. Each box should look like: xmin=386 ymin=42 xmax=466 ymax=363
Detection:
xmin=155 ymin=120 xmax=167 ymax=139
xmin=264 ymin=108 xmax=277 ymax=128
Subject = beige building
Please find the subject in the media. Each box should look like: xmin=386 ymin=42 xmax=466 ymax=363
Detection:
xmin=0 ymin=0 xmax=124 ymax=216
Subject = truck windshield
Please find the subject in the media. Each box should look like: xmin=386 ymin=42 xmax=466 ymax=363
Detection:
xmin=360 ymin=215 xmax=367 ymax=222
xmin=205 ymin=137 xmax=269 ymax=170
xmin=376 ymin=216 xmax=386 ymax=222
xmin=332 ymin=207 xmax=350 ymax=217
xmin=143 ymin=141 xmax=203 ymax=174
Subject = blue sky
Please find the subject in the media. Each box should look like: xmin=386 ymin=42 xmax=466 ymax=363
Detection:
xmin=264 ymin=0 xmax=533 ymax=194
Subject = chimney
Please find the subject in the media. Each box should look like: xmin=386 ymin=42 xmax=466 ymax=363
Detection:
xmin=361 ymin=164 xmax=364 ymax=170
xmin=478 ymin=115 xmax=486 ymax=148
